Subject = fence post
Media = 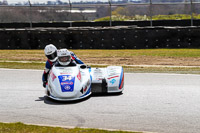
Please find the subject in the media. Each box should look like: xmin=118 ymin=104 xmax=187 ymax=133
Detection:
xmin=108 ymin=0 xmax=112 ymax=27
xmin=149 ymin=0 xmax=153 ymax=27
xmin=68 ymin=0 xmax=72 ymax=27
xmin=28 ymin=0 xmax=32 ymax=28
xmin=190 ymin=0 xmax=193 ymax=26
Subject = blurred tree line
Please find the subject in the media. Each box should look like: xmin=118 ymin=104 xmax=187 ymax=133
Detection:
xmin=0 ymin=3 xmax=200 ymax=22
xmin=0 ymin=7 xmax=96 ymax=22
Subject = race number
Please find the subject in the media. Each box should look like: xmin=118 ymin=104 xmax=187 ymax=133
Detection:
xmin=62 ymin=75 xmax=72 ymax=81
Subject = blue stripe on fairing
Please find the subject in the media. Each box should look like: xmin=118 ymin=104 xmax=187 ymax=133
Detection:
xmin=80 ymin=68 xmax=92 ymax=98
xmin=119 ymin=67 xmax=124 ymax=88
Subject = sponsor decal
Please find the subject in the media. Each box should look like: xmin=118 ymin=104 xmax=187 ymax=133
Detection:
xmin=77 ymin=71 xmax=81 ymax=81
xmin=58 ymin=75 xmax=75 ymax=92
xmin=83 ymin=86 xmax=87 ymax=92
xmin=50 ymin=71 xmax=56 ymax=81
xmin=107 ymin=75 xmax=119 ymax=80
xmin=64 ymin=85 xmax=71 ymax=90
xmin=61 ymin=81 xmax=73 ymax=85
xmin=94 ymin=69 xmax=103 ymax=77
xmin=60 ymin=68 xmax=73 ymax=74
xmin=93 ymin=73 xmax=103 ymax=80
xmin=108 ymin=68 xmax=120 ymax=77
xmin=108 ymin=72 xmax=118 ymax=77
xmin=110 ymin=79 xmax=116 ymax=85
xmin=60 ymin=73 xmax=72 ymax=75
xmin=61 ymin=53 xmax=67 ymax=55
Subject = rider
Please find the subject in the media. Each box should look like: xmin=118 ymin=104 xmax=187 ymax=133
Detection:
xmin=42 ymin=44 xmax=84 ymax=87
xmin=55 ymin=49 xmax=77 ymax=67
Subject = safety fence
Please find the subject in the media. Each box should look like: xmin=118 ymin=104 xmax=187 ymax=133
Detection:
xmin=0 ymin=26 xmax=200 ymax=49
xmin=1 ymin=19 xmax=200 ymax=28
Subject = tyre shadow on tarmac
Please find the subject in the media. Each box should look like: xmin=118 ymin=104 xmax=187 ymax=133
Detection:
xmin=35 ymin=96 xmax=91 ymax=105
xmin=35 ymin=93 xmax=123 ymax=105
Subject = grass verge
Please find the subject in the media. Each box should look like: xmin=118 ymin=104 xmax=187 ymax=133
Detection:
xmin=1 ymin=49 xmax=200 ymax=74
xmin=124 ymin=66 xmax=200 ymax=74
xmin=0 ymin=62 xmax=44 ymax=70
xmin=1 ymin=49 xmax=200 ymax=60
xmin=0 ymin=122 xmax=140 ymax=133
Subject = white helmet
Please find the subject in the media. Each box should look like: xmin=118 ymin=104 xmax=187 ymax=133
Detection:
xmin=57 ymin=49 xmax=71 ymax=66
xmin=44 ymin=44 xmax=57 ymax=62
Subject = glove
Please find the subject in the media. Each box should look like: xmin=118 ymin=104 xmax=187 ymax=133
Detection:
xmin=43 ymin=81 xmax=47 ymax=88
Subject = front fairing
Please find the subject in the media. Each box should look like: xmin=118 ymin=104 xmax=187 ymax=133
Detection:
xmin=47 ymin=65 xmax=91 ymax=101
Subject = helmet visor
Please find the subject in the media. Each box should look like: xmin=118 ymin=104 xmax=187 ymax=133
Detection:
xmin=58 ymin=55 xmax=71 ymax=62
xmin=46 ymin=51 xmax=57 ymax=60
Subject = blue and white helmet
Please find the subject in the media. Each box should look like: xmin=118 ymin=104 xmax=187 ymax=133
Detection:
xmin=44 ymin=44 xmax=58 ymax=62
xmin=57 ymin=49 xmax=71 ymax=66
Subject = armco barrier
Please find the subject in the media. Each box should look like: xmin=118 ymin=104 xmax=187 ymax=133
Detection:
xmin=0 ymin=26 xmax=200 ymax=49
xmin=0 ymin=20 xmax=200 ymax=28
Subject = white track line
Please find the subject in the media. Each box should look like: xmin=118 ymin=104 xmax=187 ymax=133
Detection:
xmin=1 ymin=60 xmax=200 ymax=68
xmin=9 ymin=122 xmax=157 ymax=133
xmin=1 ymin=68 xmax=200 ymax=76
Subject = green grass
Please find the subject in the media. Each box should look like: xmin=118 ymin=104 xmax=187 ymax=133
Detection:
xmin=1 ymin=49 xmax=200 ymax=74
xmin=0 ymin=62 xmax=44 ymax=69
xmin=153 ymin=14 xmax=200 ymax=20
xmin=1 ymin=49 xmax=200 ymax=61
xmin=76 ymin=49 xmax=200 ymax=58
xmin=94 ymin=15 xmax=148 ymax=21
xmin=0 ymin=122 xmax=139 ymax=133
xmin=94 ymin=14 xmax=200 ymax=21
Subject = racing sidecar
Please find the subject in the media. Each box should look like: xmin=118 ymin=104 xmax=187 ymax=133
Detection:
xmin=45 ymin=64 xmax=124 ymax=101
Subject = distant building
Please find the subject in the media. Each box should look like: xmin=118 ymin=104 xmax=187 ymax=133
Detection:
xmin=2 ymin=0 xmax=8 ymax=5
xmin=122 ymin=0 xmax=128 ymax=3
xmin=56 ymin=0 xmax=63 ymax=5
xmin=47 ymin=1 xmax=56 ymax=5
xmin=141 ymin=0 xmax=184 ymax=2
xmin=130 ymin=0 xmax=142 ymax=3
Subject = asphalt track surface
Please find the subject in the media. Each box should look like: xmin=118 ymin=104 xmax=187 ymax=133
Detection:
xmin=0 ymin=68 xmax=200 ymax=133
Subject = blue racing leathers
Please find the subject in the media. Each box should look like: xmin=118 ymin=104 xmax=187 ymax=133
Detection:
xmin=69 ymin=51 xmax=84 ymax=64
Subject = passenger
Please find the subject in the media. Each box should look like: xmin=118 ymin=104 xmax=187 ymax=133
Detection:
xmin=55 ymin=49 xmax=77 ymax=67
xmin=42 ymin=44 xmax=58 ymax=88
